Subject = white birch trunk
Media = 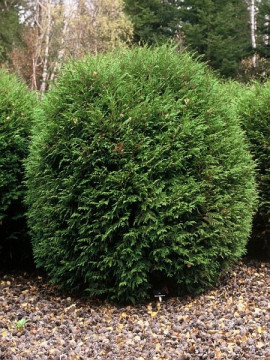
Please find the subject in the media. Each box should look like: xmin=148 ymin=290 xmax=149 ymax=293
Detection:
xmin=263 ymin=14 xmax=269 ymax=45
xmin=250 ymin=0 xmax=257 ymax=68
xmin=31 ymin=0 xmax=46 ymax=91
xmin=49 ymin=13 xmax=69 ymax=82
xmin=40 ymin=0 xmax=52 ymax=93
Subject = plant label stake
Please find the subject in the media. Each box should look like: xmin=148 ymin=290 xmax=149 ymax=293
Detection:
xmin=153 ymin=290 xmax=167 ymax=302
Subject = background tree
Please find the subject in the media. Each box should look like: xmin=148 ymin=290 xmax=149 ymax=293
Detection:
xmin=124 ymin=0 xmax=257 ymax=79
xmin=66 ymin=0 xmax=133 ymax=58
xmin=123 ymin=0 xmax=182 ymax=44
xmin=9 ymin=0 xmax=67 ymax=90
xmin=3 ymin=0 xmax=270 ymax=84
xmin=238 ymin=0 xmax=270 ymax=81
xmin=257 ymin=0 xmax=270 ymax=58
xmin=0 ymin=0 xmax=25 ymax=64
xmin=10 ymin=0 xmax=133 ymax=92
xmin=180 ymin=0 xmax=252 ymax=78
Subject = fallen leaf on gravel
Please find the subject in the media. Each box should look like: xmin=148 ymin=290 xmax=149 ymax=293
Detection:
xmin=64 ymin=304 xmax=76 ymax=313
xmin=1 ymin=330 xmax=8 ymax=337
xmin=1 ymin=259 xmax=270 ymax=359
xmin=103 ymin=314 xmax=112 ymax=322
xmin=117 ymin=324 xmax=124 ymax=331
xmin=237 ymin=300 xmax=246 ymax=312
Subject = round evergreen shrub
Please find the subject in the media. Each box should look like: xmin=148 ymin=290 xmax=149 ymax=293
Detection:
xmin=0 ymin=70 xmax=36 ymax=268
xmin=237 ymin=81 xmax=270 ymax=257
xmin=26 ymin=46 xmax=257 ymax=303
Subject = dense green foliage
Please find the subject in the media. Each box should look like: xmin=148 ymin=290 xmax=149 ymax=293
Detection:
xmin=237 ymin=81 xmax=270 ymax=256
xmin=123 ymin=0 xmax=182 ymax=45
xmin=124 ymin=0 xmax=253 ymax=78
xmin=180 ymin=0 xmax=251 ymax=78
xmin=0 ymin=70 xmax=35 ymax=268
xmin=26 ymin=46 xmax=257 ymax=303
xmin=0 ymin=0 xmax=24 ymax=63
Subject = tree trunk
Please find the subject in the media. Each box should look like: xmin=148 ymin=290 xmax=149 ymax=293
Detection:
xmin=49 ymin=13 xmax=69 ymax=83
xmin=31 ymin=0 xmax=45 ymax=91
xmin=40 ymin=0 xmax=52 ymax=93
xmin=250 ymin=0 xmax=258 ymax=68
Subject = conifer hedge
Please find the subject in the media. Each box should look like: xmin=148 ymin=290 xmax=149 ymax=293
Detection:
xmin=26 ymin=46 xmax=257 ymax=303
xmin=237 ymin=81 xmax=270 ymax=256
xmin=0 ymin=70 xmax=35 ymax=268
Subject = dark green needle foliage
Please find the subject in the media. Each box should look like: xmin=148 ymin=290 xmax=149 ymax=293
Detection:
xmin=123 ymin=0 xmax=182 ymax=45
xmin=0 ymin=70 xmax=35 ymax=268
xmin=180 ymin=0 xmax=251 ymax=79
xmin=237 ymin=81 xmax=270 ymax=257
xmin=26 ymin=45 xmax=257 ymax=303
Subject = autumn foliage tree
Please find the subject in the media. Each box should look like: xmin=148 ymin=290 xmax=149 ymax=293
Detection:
xmin=10 ymin=0 xmax=133 ymax=92
xmin=66 ymin=0 xmax=133 ymax=57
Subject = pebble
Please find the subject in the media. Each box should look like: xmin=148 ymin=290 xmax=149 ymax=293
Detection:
xmin=1 ymin=259 xmax=270 ymax=359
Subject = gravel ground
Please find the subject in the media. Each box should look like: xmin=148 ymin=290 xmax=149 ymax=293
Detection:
xmin=1 ymin=258 xmax=270 ymax=360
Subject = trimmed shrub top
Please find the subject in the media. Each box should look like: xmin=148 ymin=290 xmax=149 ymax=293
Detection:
xmin=0 ymin=70 xmax=36 ymax=267
xmin=237 ymin=81 xmax=270 ymax=249
xmin=26 ymin=46 xmax=257 ymax=303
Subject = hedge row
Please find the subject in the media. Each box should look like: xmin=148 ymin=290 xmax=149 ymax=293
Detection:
xmin=3 ymin=46 xmax=270 ymax=303
xmin=25 ymin=46 xmax=257 ymax=303
xmin=0 ymin=70 xmax=36 ymax=268
xmin=237 ymin=81 xmax=270 ymax=257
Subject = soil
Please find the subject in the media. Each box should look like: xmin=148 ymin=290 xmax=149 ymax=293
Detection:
xmin=1 ymin=258 xmax=270 ymax=359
